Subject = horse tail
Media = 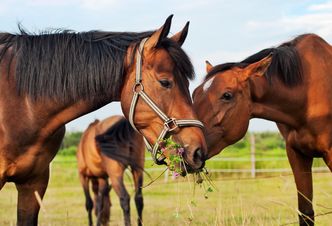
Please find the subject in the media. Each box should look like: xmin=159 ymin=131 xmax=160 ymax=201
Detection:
xmin=95 ymin=118 xmax=154 ymax=183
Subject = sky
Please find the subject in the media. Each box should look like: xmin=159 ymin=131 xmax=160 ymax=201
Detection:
xmin=1 ymin=0 xmax=332 ymax=131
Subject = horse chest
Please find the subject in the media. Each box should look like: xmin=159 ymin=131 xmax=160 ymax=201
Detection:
xmin=2 ymin=126 xmax=65 ymax=182
xmin=287 ymin=130 xmax=326 ymax=157
xmin=5 ymin=147 xmax=51 ymax=182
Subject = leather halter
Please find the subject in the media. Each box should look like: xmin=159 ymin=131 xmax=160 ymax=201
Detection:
xmin=128 ymin=38 xmax=204 ymax=165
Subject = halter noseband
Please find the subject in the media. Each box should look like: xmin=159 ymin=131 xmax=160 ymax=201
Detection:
xmin=128 ymin=38 xmax=204 ymax=165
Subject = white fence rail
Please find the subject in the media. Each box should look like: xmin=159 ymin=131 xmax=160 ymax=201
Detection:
xmin=144 ymin=159 xmax=329 ymax=173
xmin=143 ymin=157 xmax=329 ymax=183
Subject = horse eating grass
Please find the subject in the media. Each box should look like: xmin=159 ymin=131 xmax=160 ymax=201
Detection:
xmin=0 ymin=15 xmax=207 ymax=225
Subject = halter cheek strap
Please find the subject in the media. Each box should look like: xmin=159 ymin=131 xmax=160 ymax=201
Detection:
xmin=128 ymin=38 xmax=204 ymax=165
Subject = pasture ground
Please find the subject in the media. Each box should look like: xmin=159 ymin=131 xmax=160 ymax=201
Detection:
xmin=0 ymin=155 xmax=331 ymax=226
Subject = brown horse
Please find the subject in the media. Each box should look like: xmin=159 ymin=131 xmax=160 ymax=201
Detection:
xmin=193 ymin=34 xmax=332 ymax=226
xmin=77 ymin=116 xmax=144 ymax=226
xmin=0 ymin=15 xmax=207 ymax=225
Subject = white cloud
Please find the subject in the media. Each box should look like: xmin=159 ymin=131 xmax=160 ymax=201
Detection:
xmin=308 ymin=1 xmax=332 ymax=11
xmin=246 ymin=10 xmax=332 ymax=42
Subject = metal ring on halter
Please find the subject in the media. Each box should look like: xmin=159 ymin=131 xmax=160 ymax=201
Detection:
xmin=132 ymin=82 xmax=144 ymax=93
xmin=164 ymin=118 xmax=178 ymax=132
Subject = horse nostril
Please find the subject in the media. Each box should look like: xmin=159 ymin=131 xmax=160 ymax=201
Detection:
xmin=193 ymin=148 xmax=206 ymax=170
xmin=193 ymin=148 xmax=205 ymax=165
xmin=184 ymin=147 xmax=206 ymax=171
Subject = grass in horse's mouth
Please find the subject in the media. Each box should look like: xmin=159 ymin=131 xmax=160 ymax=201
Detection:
xmin=159 ymin=137 xmax=216 ymax=222
xmin=159 ymin=137 xmax=216 ymax=197
xmin=194 ymin=168 xmax=216 ymax=199
xmin=158 ymin=136 xmax=185 ymax=178
xmin=143 ymin=136 xmax=216 ymax=219
xmin=142 ymin=138 xmax=217 ymax=222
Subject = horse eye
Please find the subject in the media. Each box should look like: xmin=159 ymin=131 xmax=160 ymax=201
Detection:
xmin=159 ymin=80 xmax=172 ymax=89
xmin=221 ymin=92 xmax=233 ymax=101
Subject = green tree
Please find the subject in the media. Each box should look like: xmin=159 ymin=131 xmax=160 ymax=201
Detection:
xmin=58 ymin=131 xmax=83 ymax=156
xmin=62 ymin=131 xmax=82 ymax=149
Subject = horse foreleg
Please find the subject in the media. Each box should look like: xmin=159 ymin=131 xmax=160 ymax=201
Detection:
xmin=79 ymin=174 xmax=94 ymax=226
xmin=286 ymin=145 xmax=314 ymax=226
xmin=0 ymin=178 xmax=5 ymax=190
xmin=96 ymin=178 xmax=110 ymax=226
xmin=15 ymin=167 xmax=49 ymax=226
xmin=132 ymin=168 xmax=144 ymax=226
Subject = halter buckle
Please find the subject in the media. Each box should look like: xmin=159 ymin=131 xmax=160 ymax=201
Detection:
xmin=164 ymin=118 xmax=178 ymax=132
xmin=133 ymin=82 xmax=144 ymax=93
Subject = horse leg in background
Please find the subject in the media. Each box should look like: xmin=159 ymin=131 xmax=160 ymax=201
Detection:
xmin=132 ymin=168 xmax=144 ymax=226
xmin=286 ymin=145 xmax=314 ymax=226
xmin=15 ymin=167 xmax=49 ymax=226
xmin=91 ymin=178 xmax=99 ymax=217
xmin=79 ymin=174 xmax=94 ymax=226
xmin=105 ymin=160 xmax=131 ymax=226
xmin=96 ymin=178 xmax=110 ymax=226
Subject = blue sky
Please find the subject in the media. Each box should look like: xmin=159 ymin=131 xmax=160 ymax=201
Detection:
xmin=1 ymin=0 xmax=332 ymax=131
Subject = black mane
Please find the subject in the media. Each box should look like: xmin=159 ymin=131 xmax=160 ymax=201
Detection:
xmin=0 ymin=27 xmax=194 ymax=101
xmin=95 ymin=118 xmax=141 ymax=168
xmin=205 ymin=35 xmax=304 ymax=87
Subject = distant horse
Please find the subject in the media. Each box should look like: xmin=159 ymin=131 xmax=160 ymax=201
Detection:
xmin=193 ymin=34 xmax=332 ymax=226
xmin=0 ymin=15 xmax=207 ymax=225
xmin=77 ymin=116 xmax=144 ymax=226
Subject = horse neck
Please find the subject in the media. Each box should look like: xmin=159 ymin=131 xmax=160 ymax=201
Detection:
xmin=35 ymin=95 xmax=113 ymax=138
xmin=249 ymin=76 xmax=306 ymax=128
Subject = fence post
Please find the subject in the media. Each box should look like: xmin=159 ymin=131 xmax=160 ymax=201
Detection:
xmin=250 ymin=133 xmax=256 ymax=178
xmin=164 ymin=168 xmax=169 ymax=183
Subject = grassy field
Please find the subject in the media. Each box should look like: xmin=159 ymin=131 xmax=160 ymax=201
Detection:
xmin=1 ymin=154 xmax=332 ymax=226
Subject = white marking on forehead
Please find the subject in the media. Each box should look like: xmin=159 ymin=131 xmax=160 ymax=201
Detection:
xmin=203 ymin=77 xmax=215 ymax=92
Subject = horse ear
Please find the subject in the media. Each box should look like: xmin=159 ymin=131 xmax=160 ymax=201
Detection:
xmin=170 ymin=21 xmax=189 ymax=46
xmin=145 ymin=15 xmax=173 ymax=49
xmin=240 ymin=55 xmax=272 ymax=81
xmin=206 ymin=60 xmax=213 ymax=73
